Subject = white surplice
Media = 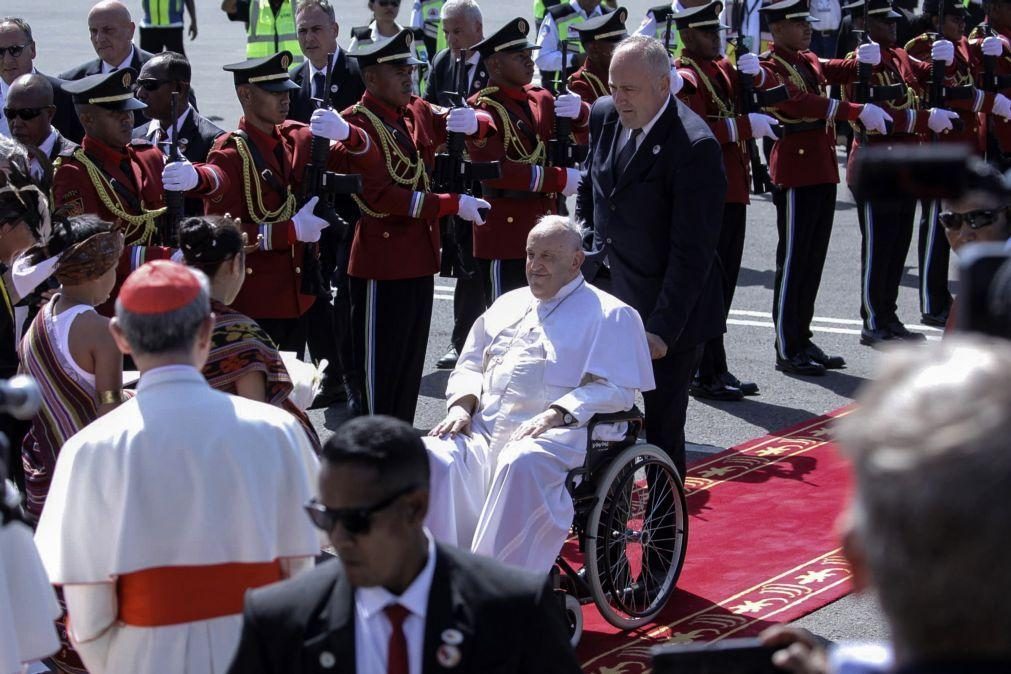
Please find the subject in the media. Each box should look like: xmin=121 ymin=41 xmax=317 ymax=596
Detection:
xmin=33 ymin=365 xmax=321 ymax=674
xmin=424 ymin=277 xmax=655 ymax=574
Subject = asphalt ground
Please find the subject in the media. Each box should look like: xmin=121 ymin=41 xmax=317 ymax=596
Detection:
xmin=14 ymin=0 xmax=908 ymax=644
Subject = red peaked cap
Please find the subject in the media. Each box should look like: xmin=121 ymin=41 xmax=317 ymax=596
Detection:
xmin=119 ymin=260 xmax=201 ymax=314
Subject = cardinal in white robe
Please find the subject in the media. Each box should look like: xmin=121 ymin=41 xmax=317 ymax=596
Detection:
xmin=33 ymin=261 xmax=321 ymax=674
xmin=424 ymin=217 xmax=655 ymax=575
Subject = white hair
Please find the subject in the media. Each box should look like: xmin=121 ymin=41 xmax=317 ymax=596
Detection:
xmin=528 ymin=215 xmax=586 ymax=251
xmin=441 ymin=0 xmax=482 ymax=23
xmin=612 ymin=34 xmax=671 ymax=80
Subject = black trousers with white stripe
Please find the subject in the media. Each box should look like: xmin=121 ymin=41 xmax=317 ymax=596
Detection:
xmin=349 ymin=275 xmax=434 ymax=423
xmin=917 ymin=198 xmax=953 ymax=318
xmin=698 ymin=202 xmax=747 ymax=379
xmin=855 ymin=195 xmax=916 ymax=331
xmin=476 ymin=258 xmax=527 ymax=305
xmin=772 ymin=184 xmax=837 ymax=359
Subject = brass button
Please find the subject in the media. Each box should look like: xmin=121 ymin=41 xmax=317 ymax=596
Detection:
xmin=246 ymin=268 xmax=253 ymax=275
xmin=295 ymin=266 xmax=301 ymax=273
xmin=507 ymin=216 xmax=514 ymax=223
xmin=798 ymin=148 xmax=805 ymax=155
xmin=383 ymin=231 xmax=390 ymax=238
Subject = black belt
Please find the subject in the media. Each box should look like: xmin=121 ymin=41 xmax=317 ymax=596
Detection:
xmin=779 ymin=121 xmax=827 ymax=136
xmin=482 ymin=187 xmax=551 ymax=200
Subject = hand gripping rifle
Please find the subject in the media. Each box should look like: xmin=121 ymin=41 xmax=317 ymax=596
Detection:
xmin=301 ymin=52 xmax=363 ymax=295
xmin=432 ymin=51 xmax=501 ymax=279
xmin=927 ymin=28 xmax=971 ymax=135
xmin=852 ymin=0 xmax=906 ymax=140
xmin=979 ymin=21 xmax=1011 ymax=92
xmin=161 ymin=91 xmax=185 ymax=245
xmin=550 ymin=38 xmax=589 ymax=169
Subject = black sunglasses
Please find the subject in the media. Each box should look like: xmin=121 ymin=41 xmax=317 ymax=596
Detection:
xmin=938 ymin=208 xmax=1008 ymax=230
xmin=0 ymin=43 xmax=30 ymax=58
xmin=3 ymin=106 xmax=53 ymax=121
xmin=134 ymin=78 xmax=172 ymax=91
xmin=304 ymin=483 xmax=420 ymax=535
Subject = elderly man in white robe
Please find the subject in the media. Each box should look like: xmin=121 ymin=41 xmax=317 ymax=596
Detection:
xmin=424 ymin=216 xmax=655 ymax=575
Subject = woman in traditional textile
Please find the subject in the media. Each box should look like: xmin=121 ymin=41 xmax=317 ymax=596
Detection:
xmin=18 ymin=215 xmax=125 ymax=522
xmin=179 ymin=215 xmax=322 ymax=452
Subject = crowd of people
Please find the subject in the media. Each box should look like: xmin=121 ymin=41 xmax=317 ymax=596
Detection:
xmin=1 ymin=0 xmax=1011 ymax=672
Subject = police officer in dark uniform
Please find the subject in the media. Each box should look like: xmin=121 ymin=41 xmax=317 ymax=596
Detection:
xmin=343 ymin=29 xmax=491 ymax=423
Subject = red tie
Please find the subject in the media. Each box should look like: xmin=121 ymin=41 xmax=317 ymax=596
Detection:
xmin=384 ymin=603 xmax=411 ymax=674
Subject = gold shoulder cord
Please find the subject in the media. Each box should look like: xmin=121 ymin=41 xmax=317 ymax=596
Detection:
xmin=768 ymin=54 xmax=830 ymax=127
xmin=348 ymin=104 xmax=430 ymax=219
xmin=231 ymin=136 xmax=297 ymax=224
xmin=72 ymin=149 xmax=166 ymax=244
xmin=474 ymin=87 xmax=547 ymax=166
xmin=582 ymin=70 xmax=609 ymax=100
xmin=679 ymin=57 xmax=734 ymax=119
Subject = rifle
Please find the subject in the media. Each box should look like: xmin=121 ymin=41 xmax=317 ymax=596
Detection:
xmin=979 ymin=21 xmax=1011 ymax=91
xmin=550 ymin=38 xmax=589 ymax=169
xmin=161 ymin=91 xmax=185 ymax=245
xmin=432 ymin=51 xmax=501 ymax=279
xmin=851 ymin=0 xmax=906 ymax=140
xmin=926 ymin=28 xmax=971 ymax=135
xmin=301 ymin=52 xmax=364 ymax=296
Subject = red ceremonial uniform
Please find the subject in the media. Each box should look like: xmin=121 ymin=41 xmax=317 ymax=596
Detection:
xmin=676 ymin=50 xmax=756 ymax=205
xmin=759 ymin=46 xmax=863 ymax=187
xmin=466 ymin=84 xmax=587 ymax=260
xmin=968 ymin=24 xmax=1011 ymax=155
xmin=567 ymin=61 xmax=609 ymax=145
xmin=204 ymin=118 xmax=376 ymax=320
xmin=341 ymin=92 xmax=493 ymax=280
xmin=52 ymin=135 xmax=227 ymax=312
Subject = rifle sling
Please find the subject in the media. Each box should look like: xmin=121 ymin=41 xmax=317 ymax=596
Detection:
xmin=232 ymin=130 xmax=287 ymax=194
xmin=83 ymin=150 xmax=143 ymax=213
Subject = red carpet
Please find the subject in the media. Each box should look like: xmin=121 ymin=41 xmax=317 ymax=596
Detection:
xmin=575 ymin=406 xmax=857 ymax=673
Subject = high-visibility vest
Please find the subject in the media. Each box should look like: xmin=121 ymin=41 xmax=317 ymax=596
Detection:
xmin=650 ymin=4 xmax=682 ymax=58
xmin=142 ymin=0 xmax=185 ymax=27
xmin=416 ymin=0 xmax=447 ymax=52
xmin=549 ymin=4 xmax=589 ymax=55
xmin=247 ymin=0 xmax=303 ymax=62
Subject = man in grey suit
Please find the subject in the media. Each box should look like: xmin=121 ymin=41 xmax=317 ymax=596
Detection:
xmin=577 ymin=34 xmax=726 ymax=477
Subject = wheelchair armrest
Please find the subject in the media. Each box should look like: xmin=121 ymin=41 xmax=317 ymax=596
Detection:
xmin=586 ymin=406 xmax=643 ymax=440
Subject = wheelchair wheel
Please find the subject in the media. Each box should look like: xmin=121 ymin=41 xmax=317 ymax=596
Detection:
xmin=584 ymin=443 xmax=688 ymax=629
xmin=563 ymin=593 xmax=584 ymax=647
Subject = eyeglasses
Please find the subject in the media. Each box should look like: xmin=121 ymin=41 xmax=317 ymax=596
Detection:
xmin=0 ymin=43 xmax=30 ymax=58
xmin=2 ymin=106 xmax=53 ymax=121
xmin=304 ymin=483 xmax=419 ymax=535
xmin=938 ymin=209 xmax=1007 ymax=230
xmin=134 ymin=78 xmax=171 ymax=91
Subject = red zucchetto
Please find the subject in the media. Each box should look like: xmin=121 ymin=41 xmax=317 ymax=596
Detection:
xmin=119 ymin=260 xmax=201 ymax=314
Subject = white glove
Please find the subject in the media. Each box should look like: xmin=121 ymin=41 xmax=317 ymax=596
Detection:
xmin=747 ymin=112 xmax=780 ymax=140
xmin=561 ymin=167 xmax=582 ymax=197
xmin=927 ymin=108 xmax=960 ymax=134
xmin=161 ymin=159 xmax=199 ymax=192
xmin=983 ymin=35 xmax=1005 ymax=57
xmin=554 ymin=93 xmax=583 ymax=119
xmin=446 ymin=106 xmax=479 ymax=135
xmin=931 ymin=39 xmax=955 ymax=65
xmin=737 ymin=52 xmax=761 ymax=76
xmin=670 ymin=67 xmax=684 ymax=95
xmin=292 ymin=196 xmax=329 ymax=242
xmin=858 ymin=103 xmax=893 ymax=134
xmin=993 ymin=93 xmax=1011 ymax=119
xmin=856 ymin=41 xmax=881 ymax=66
xmin=456 ymin=195 xmax=491 ymax=225
xmin=309 ymin=108 xmax=350 ymax=141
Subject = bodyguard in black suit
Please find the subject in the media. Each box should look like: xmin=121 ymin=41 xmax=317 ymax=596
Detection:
xmin=227 ymin=416 xmax=580 ymax=674
xmin=5 ymin=74 xmax=79 ymax=193
xmin=578 ymin=35 xmax=726 ymax=477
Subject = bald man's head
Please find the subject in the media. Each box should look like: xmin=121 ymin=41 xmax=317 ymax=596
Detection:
xmin=6 ymin=73 xmax=55 ymax=147
xmin=88 ymin=1 xmax=135 ymax=68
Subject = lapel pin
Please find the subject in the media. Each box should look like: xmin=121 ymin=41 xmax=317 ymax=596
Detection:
xmin=652 ymin=145 xmax=661 ymax=155
xmin=318 ymin=651 xmax=336 ymax=669
xmin=330 ymin=84 xmax=339 ymax=93
xmin=441 ymin=628 xmax=464 ymax=645
xmin=436 ymin=644 xmax=462 ymax=668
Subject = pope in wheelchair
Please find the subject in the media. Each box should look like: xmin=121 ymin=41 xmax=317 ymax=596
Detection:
xmin=424 ymin=216 xmax=656 ymax=576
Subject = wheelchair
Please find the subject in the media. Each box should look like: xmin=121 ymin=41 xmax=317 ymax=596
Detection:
xmin=552 ymin=408 xmax=689 ymax=646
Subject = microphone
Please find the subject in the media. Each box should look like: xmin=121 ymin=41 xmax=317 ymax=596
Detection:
xmin=0 ymin=375 xmax=42 ymax=420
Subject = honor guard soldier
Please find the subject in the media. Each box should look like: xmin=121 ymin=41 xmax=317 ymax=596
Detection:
xmin=758 ymin=0 xmax=890 ymax=375
xmin=343 ymin=28 xmax=492 ymax=423
xmin=467 ymin=18 xmax=587 ymax=301
xmin=568 ymin=7 xmax=628 ymax=111
xmin=673 ymin=1 xmax=780 ymax=400
xmin=204 ymin=51 xmax=377 ymax=356
xmin=907 ymin=0 xmax=1000 ymax=327
xmin=535 ymin=0 xmax=606 ymax=94
xmin=969 ymin=0 xmax=1011 ymax=171
xmin=842 ymin=0 xmax=1010 ymax=347
xmin=53 ymin=68 xmax=227 ymax=311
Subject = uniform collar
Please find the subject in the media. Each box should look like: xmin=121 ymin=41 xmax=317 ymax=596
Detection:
xmin=354 ymin=530 xmax=437 ymax=622
xmin=239 ymin=116 xmax=281 ymax=147
xmin=495 ymin=83 xmax=531 ymax=102
xmin=362 ymin=90 xmax=408 ymax=121
xmin=568 ymin=0 xmax=604 ymax=19
xmin=770 ymin=43 xmax=809 ymax=64
xmin=82 ymin=134 xmax=130 ymax=161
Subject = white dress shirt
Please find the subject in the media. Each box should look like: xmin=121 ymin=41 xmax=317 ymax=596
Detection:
xmin=0 ymin=76 xmax=11 ymax=137
xmin=354 ymin=532 xmax=437 ymax=674
xmin=29 ymin=127 xmax=59 ymax=180
xmin=615 ymin=93 xmax=671 ymax=166
xmin=535 ymin=0 xmax=603 ymax=73
xmin=145 ymin=104 xmax=193 ymax=147
xmin=101 ymin=46 xmax=136 ymax=73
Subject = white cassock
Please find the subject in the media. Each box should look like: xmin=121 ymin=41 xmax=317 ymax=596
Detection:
xmin=0 ymin=510 xmax=61 ymax=673
xmin=33 ymin=365 xmax=322 ymax=674
xmin=424 ymin=276 xmax=655 ymax=575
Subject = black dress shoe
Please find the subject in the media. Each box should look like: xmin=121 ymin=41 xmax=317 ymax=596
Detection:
xmin=775 ymin=353 xmax=827 ymax=376
xmin=804 ymin=343 xmax=846 ymax=370
xmin=921 ymin=309 xmax=949 ymax=328
xmin=860 ymin=327 xmax=896 ymax=348
xmin=888 ymin=322 xmax=926 ymax=341
xmin=342 ymin=374 xmax=365 ymax=416
xmin=310 ymin=380 xmax=349 ymax=410
xmin=689 ymin=377 xmax=744 ymax=401
xmin=721 ymin=371 xmax=759 ymax=396
xmin=435 ymin=347 xmax=459 ymax=370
